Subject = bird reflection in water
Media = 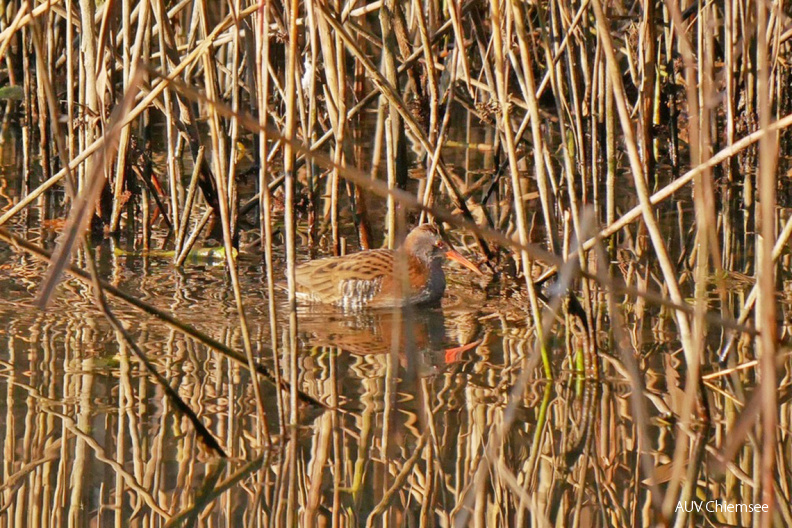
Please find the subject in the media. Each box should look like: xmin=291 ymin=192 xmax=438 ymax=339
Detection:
xmin=295 ymin=305 xmax=481 ymax=391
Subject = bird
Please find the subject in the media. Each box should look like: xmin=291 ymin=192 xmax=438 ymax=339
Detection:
xmin=291 ymin=224 xmax=482 ymax=309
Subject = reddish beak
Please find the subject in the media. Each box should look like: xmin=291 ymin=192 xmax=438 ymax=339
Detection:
xmin=445 ymin=250 xmax=483 ymax=275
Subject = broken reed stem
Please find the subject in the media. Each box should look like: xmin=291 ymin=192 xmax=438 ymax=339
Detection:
xmin=175 ymin=146 xmax=205 ymax=257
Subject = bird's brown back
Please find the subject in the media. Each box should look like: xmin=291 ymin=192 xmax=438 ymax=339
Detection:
xmin=295 ymin=249 xmax=431 ymax=308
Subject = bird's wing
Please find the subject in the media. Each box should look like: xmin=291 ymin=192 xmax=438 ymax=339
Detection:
xmin=295 ymin=250 xmax=395 ymax=306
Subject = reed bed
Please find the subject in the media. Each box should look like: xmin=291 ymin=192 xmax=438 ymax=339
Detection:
xmin=1 ymin=0 xmax=792 ymax=526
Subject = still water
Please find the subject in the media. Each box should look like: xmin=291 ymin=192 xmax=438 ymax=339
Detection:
xmin=0 ymin=147 xmax=781 ymax=527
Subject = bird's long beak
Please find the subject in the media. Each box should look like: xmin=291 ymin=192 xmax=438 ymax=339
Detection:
xmin=445 ymin=250 xmax=483 ymax=275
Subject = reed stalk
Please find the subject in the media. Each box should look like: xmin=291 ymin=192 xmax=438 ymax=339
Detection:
xmin=2 ymin=0 xmax=792 ymax=524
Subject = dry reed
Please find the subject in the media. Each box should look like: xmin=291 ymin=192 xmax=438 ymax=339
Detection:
xmin=0 ymin=0 xmax=791 ymax=526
